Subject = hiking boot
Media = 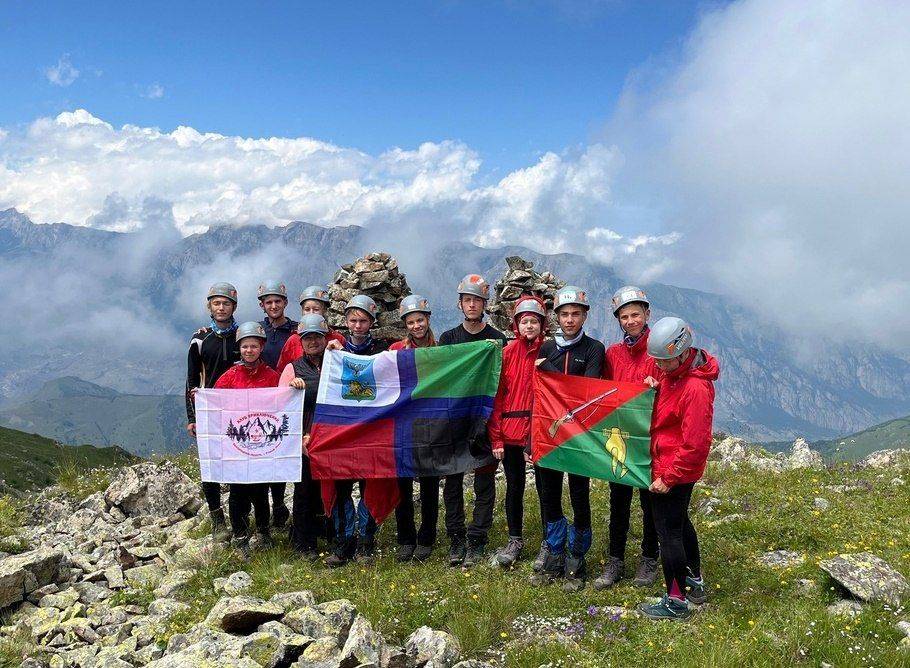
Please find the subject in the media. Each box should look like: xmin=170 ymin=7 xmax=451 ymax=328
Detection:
xmin=298 ymin=548 xmax=319 ymax=561
xmin=325 ymin=552 xmax=349 ymax=568
xmin=448 ymin=537 xmax=467 ymax=566
xmin=396 ymin=544 xmax=416 ymax=563
xmin=532 ymin=542 xmax=550 ymax=573
xmin=531 ymin=551 xmax=565 ymax=585
xmin=463 ymin=541 xmax=485 ymax=568
xmin=210 ymin=508 xmax=231 ymax=543
xmin=231 ymin=536 xmax=251 ymax=561
xmin=354 ymin=537 xmax=376 ymax=564
xmin=686 ymin=575 xmax=708 ymax=605
xmin=413 ymin=544 xmax=433 ymax=562
xmin=272 ymin=504 xmax=290 ymax=529
xmin=496 ymin=537 xmax=525 ymax=567
xmin=562 ymin=554 xmax=587 ymax=593
xmin=252 ymin=531 xmax=274 ymax=551
xmin=593 ymin=557 xmax=624 ymax=590
xmin=639 ymin=595 xmax=692 ymax=621
xmin=632 ymin=557 xmax=660 ymax=587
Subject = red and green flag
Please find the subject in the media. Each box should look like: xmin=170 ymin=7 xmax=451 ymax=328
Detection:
xmin=532 ymin=372 xmax=654 ymax=489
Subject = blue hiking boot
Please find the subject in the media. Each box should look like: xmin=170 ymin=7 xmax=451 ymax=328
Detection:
xmin=686 ymin=575 xmax=708 ymax=605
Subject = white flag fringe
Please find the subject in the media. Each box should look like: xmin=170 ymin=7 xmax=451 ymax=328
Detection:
xmin=195 ymin=387 xmax=303 ymax=483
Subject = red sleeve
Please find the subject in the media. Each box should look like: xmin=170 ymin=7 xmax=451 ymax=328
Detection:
xmin=487 ymin=374 xmax=508 ymax=451
xmin=602 ymin=347 xmax=613 ymax=380
xmin=662 ymin=381 xmax=714 ymax=486
xmin=277 ymin=336 xmax=302 ymax=375
xmin=214 ymin=368 xmax=233 ymax=389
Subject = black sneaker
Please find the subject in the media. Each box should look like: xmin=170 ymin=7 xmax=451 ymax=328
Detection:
xmin=686 ymin=575 xmax=707 ymax=605
xmin=448 ymin=537 xmax=467 ymax=566
xmin=413 ymin=544 xmax=433 ymax=561
xmin=562 ymin=554 xmax=587 ymax=592
xmin=231 ymin=536 xmax=251 ymax=561
xmin=496 ymin=537 xmax=525 ymax=567
xmin=396 ymin=544 xmax=416 ymax=563
xmin=532 ymin=542 xmax=550 ymax=573
xmin=593 ymin=557 xmax=624 ymax=590
xmin=632 ymin=557 xmax=660 ymax=587
xmin=272 ymin=504 xmax=290 ymax=529
xmin=463 ymin=541 xmax=485 ymax=568
xmin=210 ymin=508 xmax=232 ymax=543
xmin=253 ymin=531 xmax=274 ymax=551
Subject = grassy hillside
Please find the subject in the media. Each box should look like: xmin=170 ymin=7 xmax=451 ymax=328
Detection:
xmin=0 ymin=425 xmax=137 ymax=491
xmin=130 ymin=452 xmax=910 ymax=667
xmin=814 ymin=415 xmax=910 ymax=461
xmin=0 ymin=377 xmax=186 ymax=457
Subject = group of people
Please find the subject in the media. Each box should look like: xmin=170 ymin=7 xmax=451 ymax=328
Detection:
xmin=186 ymin=272 xmax=719 ymax=620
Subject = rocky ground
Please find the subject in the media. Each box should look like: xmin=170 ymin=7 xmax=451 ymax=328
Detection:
xmin=0 ymin=439 xmax=908 ymax=667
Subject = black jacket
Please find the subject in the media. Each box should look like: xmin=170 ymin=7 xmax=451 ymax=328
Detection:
xmin=186 ymin=327 xmax=240 ymax=422
xmin=537 ymin=333 xmax=605 ymax=378
xmin=261 ymin=317 xmax=298 ymax=370
xmin=291 ymin=355 xmax=323 ymax=434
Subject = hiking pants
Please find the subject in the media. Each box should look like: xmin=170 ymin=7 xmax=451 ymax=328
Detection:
xmin=228 ymin=483 xmax=270 ymax=538
xmin=395 ymin=476 xmax=440 ymax=546
xmin=442 ymin=466 xmax=496 ymax=545
xmin=290 ymin=455 xmax=321 ymax=552
xmin=608 ymin=482 xmax=659 ymax=560
xmin=502 ymin=447 xmax=528 ymax=538
xmin=650 ymin=482 xmax=700 ymax=599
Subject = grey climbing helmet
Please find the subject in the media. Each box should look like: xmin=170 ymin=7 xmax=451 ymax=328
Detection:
xmin=611 ymin=285 xmax=649 ymax=315
xmin=513 ymin=297 xmax=546 ymax=320
xmin=257 ymin=280 xmax=288 ymax=300
xmin=236 ymin=321 xmax=267 ymax=342
xmin=297 ymin=314 xmax=329 ymax=336
xmin=344 ymin=294 xmax=378 ymax=321
xmin=299 ymin=285 xmax=331 ymax=306
xmin=554 ymin=286 xmax=590 ymax=311
xmin=399 ymin=294 xmax=431 ymax=319
xmin=457 ymin=274 xmax=491 ymax=300
xmin=647 ymin=316 xmax=693 ymax=360
xmin=207 ymin=282 xmax=238 ymax=304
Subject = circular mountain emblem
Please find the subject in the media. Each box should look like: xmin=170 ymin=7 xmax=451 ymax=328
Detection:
xmin=225 ymin=412 xmax=290 ymax=456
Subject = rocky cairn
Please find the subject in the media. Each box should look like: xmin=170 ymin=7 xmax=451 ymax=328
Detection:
xmin=328 ymin=253 xmax=412 ymax=341
xmin=487 ymin=256 xmax=565 ymax=337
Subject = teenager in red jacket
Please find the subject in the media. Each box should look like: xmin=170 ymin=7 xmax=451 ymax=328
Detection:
xmin=214 ymin=321 xmax=281 ymax=559
xmin=596 ymin=286 xmax=660 ymax=590
xmin=638 ymin=316 xmax=719 ymax=621
xmin=390 ymin=295 xmax=440 ymax=563
xmin=276 ymin=285 xmax=345 ymax=373
xmin=488 ymin=295 xmax=547 ymax=567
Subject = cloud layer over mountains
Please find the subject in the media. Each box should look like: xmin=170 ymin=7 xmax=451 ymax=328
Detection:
xmin=2 ymin=0 xmax=909 ymax=351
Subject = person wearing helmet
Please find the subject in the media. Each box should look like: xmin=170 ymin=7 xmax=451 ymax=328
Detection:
xmin=324 ymin=294 xmax=392 ymax=566
xmin=637 ymin=317 xmax=719 ymax=621
xmin=438 ymin=274 xmax=507 ymax=567
xmin=388 ymin=295 xmax=439 ymax=562
xmin=213 ymin=321 xmax=281 ymax=559
xmin=279 ymin=314 xmax=331 ymax=559
xmin=534 ymin=285 xmax=605 ymax=592
xmin=276 ymin=285 xmax=345 ymax=373
xmin=487 ymin=295 xmax=548 ymax=567
xmin=595 ymin=286 xmax=661 ymax=591
xmin=186 ymin=282 xmax=241 ymax=543
xmin=256 ymin=281 xmax=298 ymax=530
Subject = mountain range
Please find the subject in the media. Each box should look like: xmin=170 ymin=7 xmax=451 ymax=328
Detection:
xmin=2 ymin=206 xmax=909 ymax=441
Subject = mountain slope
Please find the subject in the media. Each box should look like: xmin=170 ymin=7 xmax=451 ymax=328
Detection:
xmin=2 ymin=208 xmax=909 ymax=440
xmin=0 ymin=425 xmax=137 ymax=491
xmin=0 ymin=377 xmax=186 ymax=457
xmin=812 ymin=414 xmax=910 ymax=461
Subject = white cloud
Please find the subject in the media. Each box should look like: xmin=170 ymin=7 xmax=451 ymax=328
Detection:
xmin=609 ymin=0 xmax=910 ymax=350
xmin=45 ymin=54 xmax=80 ymax=86
xmin=141 ymin=83 xmax=165 ymax=99
xmin=0 ymin=109 xmax=670 ymax=274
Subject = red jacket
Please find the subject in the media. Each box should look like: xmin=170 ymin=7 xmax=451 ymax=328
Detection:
xmin=604 ymin=330 xmax=658 ymax=383
xmin=389 ymin=340 xmax=407 ymax=351
xmin=213 ymin=362 xmax=280 ymax=389
xmin=276 ymin=329 xmax=345 ymax=374
xmin=487 ymin=299 xmax=546 ymax=450
xmin=650 ymin=348 xmax=719 ymax=486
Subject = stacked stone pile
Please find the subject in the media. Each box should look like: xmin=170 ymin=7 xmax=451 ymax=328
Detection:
xmin=328 ymin=252 xmax=412 ymax=341
xmin=487 ymin=256 xmax=564 ymax=337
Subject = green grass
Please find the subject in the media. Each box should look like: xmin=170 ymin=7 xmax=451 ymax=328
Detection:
xmin=149 ymin=459 xmax=910 ymax=667
xmin=0 ymin=425 xmax=137 ymax=492
xmin=0 ymin=496 xmax=26 ymax=554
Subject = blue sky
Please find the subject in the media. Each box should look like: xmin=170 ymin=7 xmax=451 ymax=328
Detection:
xmin=1 ymin=0 xmax=706 ymax=174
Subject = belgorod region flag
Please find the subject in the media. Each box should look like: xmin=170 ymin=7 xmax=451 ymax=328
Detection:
xmin=532 ymin=373 xmax=654 ymax=489
xmin=308 ymin=340 xmax=502 ymax=521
